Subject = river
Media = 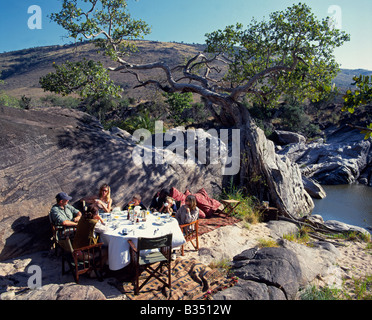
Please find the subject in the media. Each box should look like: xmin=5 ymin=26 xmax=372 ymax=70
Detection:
xmin=312 ymin=184 xmax=372 ymax=231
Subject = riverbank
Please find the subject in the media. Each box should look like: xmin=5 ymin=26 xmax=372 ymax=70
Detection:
xmin=0 ymin=220 xmax=370 ymax=300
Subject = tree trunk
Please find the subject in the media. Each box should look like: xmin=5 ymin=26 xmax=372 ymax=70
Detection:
xmin=228 ymin=102 xmax=314 ymax=219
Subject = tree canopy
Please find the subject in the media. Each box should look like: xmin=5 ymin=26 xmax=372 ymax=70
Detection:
xmin=204 ymin=3 xmax=349 ymax=106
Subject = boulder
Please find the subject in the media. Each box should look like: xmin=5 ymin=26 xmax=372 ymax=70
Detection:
xmin=213 ymin=279 xmax=286 ymax=300
xmin=213 ymin=221 xmax=345 ymax=300
xmin=12 ymin=283 xmax=106 ymax=300
xmin=323 ymin=220 xmax=370 ymax=236
xmin=277 ymin=239 xmax=340 ymax=286
xmin=302 ymin=176 xmax=326 ymax=199
xmin=214 ymin=247 xmax=302 ymax=300
xmin=270 ymin=130 xmax=306 ymax=146
xmin=248 ymin=125 xmax=314 ymax=218
xmin=278 ymin=126 xmax=372 ymax=185
xmin=0 ymin=106 xmax=223 ymax=261
xmin=266 ymin=220 xmax=299 ymax=239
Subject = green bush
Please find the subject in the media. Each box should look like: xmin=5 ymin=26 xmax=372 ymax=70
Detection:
xmin=218 ymin=181 xmax=261 ymax=224
xmin=0 ymin=92 xmax=21 ymax=108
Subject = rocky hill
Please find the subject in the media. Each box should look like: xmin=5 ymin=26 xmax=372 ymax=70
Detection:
xmin=0 ymin=41 xmax=205 ymax=102
xmin=1 ymin=40 xmax=371 ymax=102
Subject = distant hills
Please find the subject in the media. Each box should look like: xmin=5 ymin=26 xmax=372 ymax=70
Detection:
xmin=1 ymin=40 xmax=371 ymax=102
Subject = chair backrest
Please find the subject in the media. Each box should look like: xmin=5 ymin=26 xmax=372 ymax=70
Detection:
xmin=137 ymin=234 xmax=172 ymax=251
xmin=58 ymin=238 xmax=74 ymax=253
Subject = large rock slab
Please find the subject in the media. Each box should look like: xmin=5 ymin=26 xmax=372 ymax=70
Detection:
xmin=12 ymin=283 xmax=106 ymax=300
xmin=0 ymin=106 xmax=222 ymax=260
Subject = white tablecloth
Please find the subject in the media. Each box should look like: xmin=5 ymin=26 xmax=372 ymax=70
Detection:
xmin=100 ymin=213 xmax=186 ymax=271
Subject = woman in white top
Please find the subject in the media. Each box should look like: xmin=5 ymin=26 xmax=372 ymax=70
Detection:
xmin=81 ymin=183 xmax=113 ymax=213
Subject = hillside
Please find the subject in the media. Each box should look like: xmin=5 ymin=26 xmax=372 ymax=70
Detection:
xmin=0 ymin=41 xmax=205 ymax=102
xmin=1 ymin=41 xmax=371 ymax=137
xmin=1 ymin=40 xmax=371 ymax=101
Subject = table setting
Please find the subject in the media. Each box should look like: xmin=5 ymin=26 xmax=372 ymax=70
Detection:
xmin=99 ymin=208 xmax=186 ymax=271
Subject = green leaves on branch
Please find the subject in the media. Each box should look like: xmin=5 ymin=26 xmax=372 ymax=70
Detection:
xmin=342 ymin=75 xmax=372 ymax=139
xmin=343 ymin=75 xmax=372 ymax=112
xmin=39 ymin=59 xmax=122 ymax=100
xmin=49 ymin=0 xmax=150 ymax=58
xmin=205 ymin=3 xmax=350 ymax=106
xmin=40 ymin=1 xmax=151 ymax=101
xmin=164 ymin=92 xmax=193 ymax=125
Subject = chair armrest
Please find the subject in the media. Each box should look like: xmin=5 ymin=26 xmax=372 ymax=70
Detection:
xmin=73 ymin=242 xmax=103 ymax=252
xmin=128 ymin=239 xmax=138 ymax=253
xmin=179 ymin=219 xmax=199 ymax=229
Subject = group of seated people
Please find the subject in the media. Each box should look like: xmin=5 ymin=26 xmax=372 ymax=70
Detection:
xmin=49 ymin=184 xmax=199 ymax=251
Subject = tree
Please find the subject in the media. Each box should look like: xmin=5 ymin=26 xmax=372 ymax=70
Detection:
xmin=342 ymin=75 xmax=372 ymax=139
xmin=164 ymin=92 xmax=193 ymax=125
xmin=40 ymin=1 xmax=350 ymax=217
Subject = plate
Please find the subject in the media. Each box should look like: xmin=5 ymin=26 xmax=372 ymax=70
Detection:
xmin=153 ymin=221 xmax=164 ymax=226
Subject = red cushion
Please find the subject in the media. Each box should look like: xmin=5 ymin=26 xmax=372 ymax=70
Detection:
xmin=169 ymin=187 xmax=187 ymax=205
xmin=193 ymin=188 xmax=221 ymax=217
xmin=198 ymin=208 xmax=206 ymax=219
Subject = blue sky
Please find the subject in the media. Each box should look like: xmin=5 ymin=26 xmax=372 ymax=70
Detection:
xmin=0 ymin=0 xmax=371 ymax=70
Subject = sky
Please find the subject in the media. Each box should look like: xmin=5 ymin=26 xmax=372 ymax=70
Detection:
xmin=0 ymin=0 xmax=371 ymax=70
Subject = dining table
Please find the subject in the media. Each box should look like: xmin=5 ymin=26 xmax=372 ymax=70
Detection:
xmin=99 ymin=211 xmax=186 ymax=271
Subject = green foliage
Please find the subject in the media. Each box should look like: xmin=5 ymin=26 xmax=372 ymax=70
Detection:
xmin=342 ymin=75 xmax=372 ymax=139
xmin=49 ymin=0 xmax=150 ymax=59
xmin=205 ymin=3 xmax=350 ymax=107
xmin=301 ymin=274 xmax=372 ymax=300
xmin=40 ymin=59 xmax=122 ymax=100
xmin=246 ymin=95 xmax=321 ymax=138
xmin=218 ymin=181 xmax=261 ymax=224
xmin=282 ymin=226 xmax=312 ymax=245
xmin=105 ymin=110 xmax=160 ymax=134
xmin=326 ymin=231 xmax=371 ymax=243
xmin=163 ymin=92 xmax=193 ymax=125
xmin=0 ymin=92 xmax=21 ymax=108
xmin=40 ymin=94 xmax=81 ymax=108
xmin=19 ymin=95 xmax=32 ymax=109
xmin=209 ymin=258 xmax=232 ymax=276
xmin=257 ymin=238 xmax=280 ymax=248
xmin=300 ymin=285 xmax=341 ymax=300
xmin=279 ymin=100 xmax=321 ymax=137
xmin=40 ymin=0 xmax=150 ymax=100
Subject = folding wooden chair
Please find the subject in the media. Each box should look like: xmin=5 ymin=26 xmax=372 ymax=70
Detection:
xmin=60 ymin=238 xmax=104 ymax=284
xmin=220 ymin=199 xmax=241 ymax=216
xmin=179 ymin=219 xmax=199 ymax=256
xmin=49 ymin=212 xmax=76 ymax=256
xmin=128 ymin=234 xmax=172 ymax=296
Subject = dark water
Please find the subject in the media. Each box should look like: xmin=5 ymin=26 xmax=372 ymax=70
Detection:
xmin=312 ymin=184 xmax=372 ymax=230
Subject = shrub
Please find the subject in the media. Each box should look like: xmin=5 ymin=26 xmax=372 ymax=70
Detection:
xmin=218 ymin=181 xmax=261 ymax=224
xmin=0 ymin=92 xmax=21 ymax=108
